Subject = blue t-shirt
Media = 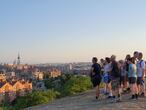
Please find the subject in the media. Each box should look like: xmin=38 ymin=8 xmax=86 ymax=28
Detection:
xmin=91 ymin=63 xmax=101 ymax=78
xmin=128 ymin=64 xmax=137 ymax=78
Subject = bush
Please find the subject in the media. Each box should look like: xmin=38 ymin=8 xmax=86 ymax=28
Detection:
xmin=0 ymin=102 xmax=13 ymax=110
xmin=62 ymin=75 xmax=93 ymax=96
xmin=3 ymin=74 xmax=92 ymax=110
xmin=14 ymin=89 xmax=60 ymax=110
xmin=44 ymin=74 xmax=93 ymax=97
xmin=44 ymin=74 xmax=74 ymax=92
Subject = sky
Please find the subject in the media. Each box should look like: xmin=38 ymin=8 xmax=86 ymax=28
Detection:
xmin=0 ymin=0 xmax=146 ymax=64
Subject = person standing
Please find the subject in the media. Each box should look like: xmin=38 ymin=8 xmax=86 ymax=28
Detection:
xmin=119 ymin=60 xmax=127 ymax=93
xmin=90 ymin=57 xmax=102 ymax=99
xmin=133 ymin=51 xmax=139 ymax=62
xmin=103 ymin=57 xmax=112 ymax=98
xmin=137 ymin=52 xmax=145 ymax=97
xmin=110 ymin=55 xmax=121 ymax=102
xmin=128 ymin=57 xmax=139 ymax=100
xmin=125 ymin=54 xmax=131 ymax=92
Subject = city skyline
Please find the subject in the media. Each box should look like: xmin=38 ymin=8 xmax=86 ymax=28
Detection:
xmin=0 ymin=0 xmax=146 ymax=63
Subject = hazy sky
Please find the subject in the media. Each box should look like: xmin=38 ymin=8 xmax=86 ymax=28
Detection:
xmin=0 ymin=0 xmax=146 ymax=64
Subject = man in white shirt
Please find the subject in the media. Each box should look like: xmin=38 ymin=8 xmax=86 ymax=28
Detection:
xmin=137 ymin=52 xmax=145 ymax=96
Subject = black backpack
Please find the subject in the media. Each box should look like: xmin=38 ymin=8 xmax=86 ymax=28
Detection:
xmin=111 ymin=61 xmax=120 ymax=77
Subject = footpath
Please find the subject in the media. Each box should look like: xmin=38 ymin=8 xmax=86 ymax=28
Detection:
xmin=26 ymin=89 xmax=146 ymax=110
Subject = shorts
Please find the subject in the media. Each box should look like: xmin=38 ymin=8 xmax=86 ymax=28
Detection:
xmin=91 ymin=75 xmax=102 ymax=87
xmin=120 ymin=76 xmax=128 ymax=85
xmin=103 ymin=74 xmax=111 ymax=84
xmin=129 ymin=77 xmax=137 ymax=84
xmin=137 ymin=77 xmax=144 ymax=85
xmin=111 ymin=78 xmax=120 ymax=91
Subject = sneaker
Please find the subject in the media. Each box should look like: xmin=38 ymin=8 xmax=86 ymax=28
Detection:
xmin=110 ymin=96 xmax=116 ymax=103
xmin=116 ymin=98 xmax=122 ymax=102
xmin=107 ymin=96 xmax=113 ymax=99
xmin=130 ymin=95 xmax=135 ymax=100
xmin=140 ymin=93 xmax=145 ymax=97
xmin=135 ymin=94 xmax=138 ymax=100
xmin=117 ymin=94 xmax=122 ymax=102
xmin=104 ymin=92 xmax=109 ymax=95
xmin=126 ymin=88 xmax=131 ymax=92
xmin=96 ymin=96 xmax=99 ymax=100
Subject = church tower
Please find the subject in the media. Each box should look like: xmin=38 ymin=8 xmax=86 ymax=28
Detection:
xmin=17 ymin=53 xmax=20 ymax=65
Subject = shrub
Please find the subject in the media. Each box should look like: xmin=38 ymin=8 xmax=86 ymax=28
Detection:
xmin=44 ymin=74 xmax=74 ymax=92
xmin=14 ymin=89 xmax=60 ymax=110
xmin=62 ymin=75 xmax=93 ymax=96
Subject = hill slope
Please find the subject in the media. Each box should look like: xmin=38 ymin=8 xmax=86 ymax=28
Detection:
xmin=26 ymin=90 xmax=146 ymax=110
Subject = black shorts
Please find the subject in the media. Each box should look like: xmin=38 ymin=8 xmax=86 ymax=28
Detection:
xmin=91 ymin=76 xmax=101 ymax=87
xmin=120 ymin=76 xmax=128 ymax=85
xmin=129 ymin=77 xmax=137 ymax=84
xmin=137 ymin=77 xmax=144 ymax=85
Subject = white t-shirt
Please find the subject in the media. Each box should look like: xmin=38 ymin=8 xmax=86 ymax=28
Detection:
xmin=137 ymin=60 xmax=145 ymax=77
xmin=104 ymin=63 xmax=111 ymax=74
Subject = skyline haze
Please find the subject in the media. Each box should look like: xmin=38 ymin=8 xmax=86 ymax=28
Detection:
xmin=0 ymin=0 xmax=146 ymax=64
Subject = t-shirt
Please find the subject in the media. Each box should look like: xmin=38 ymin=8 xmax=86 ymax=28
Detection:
xmin=125 ymin=62 xmax=129 ymax=72
xmin=137 ymin=60 xmax=145 ymax=77
xmin=91 ymin=63 xmax=101 ymax=77
xmin=104 ymin=63 xmax=111 ymax=74
xmin=120 ymin=66 xmax=127 ymax=76
xmin=128 ymin=64 xmax=137 ymax=78
xmin=111 ymin=61 xmax=120 ymax=78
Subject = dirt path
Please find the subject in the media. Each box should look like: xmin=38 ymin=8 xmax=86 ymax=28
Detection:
xmin=26 ymin=90 xmax=146 ymax=110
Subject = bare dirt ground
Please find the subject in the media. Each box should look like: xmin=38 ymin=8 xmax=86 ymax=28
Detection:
xmin=26 ymin=89 xmax=146 ymax=110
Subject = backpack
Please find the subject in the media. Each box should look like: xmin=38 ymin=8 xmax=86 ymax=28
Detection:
xmin=111 ymin=61 xmax=120 ymax=77
xmin=139 ymin=60 xmax=146 ymax=76
xmin=139 ymin=60 xmax=144 ymax=68
xmin=140 ymin=60 xmax=146 ymax=75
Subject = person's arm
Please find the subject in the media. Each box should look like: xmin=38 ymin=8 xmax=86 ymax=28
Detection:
xmin=109 ymin=63 xmax=113 ymax=74
xmin=129 ymin=65 xmax=133 ymax=76
xmin=141 ymin=61 xmax=145 ymax=79
xmin=90 ymin=66 xmax=95 ymax=77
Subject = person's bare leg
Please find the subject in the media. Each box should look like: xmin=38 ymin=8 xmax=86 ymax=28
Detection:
xmin=96 ymin=85 xmax=100 ymax=99
xmin=134 ymin=84 xmax=139 ymax=99
xmin=137 ymin=85 xmax=141 ymax=94
xmin=108 ymin=83 xmax=113 ymax=97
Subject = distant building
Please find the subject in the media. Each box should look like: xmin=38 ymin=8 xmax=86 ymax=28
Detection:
xmin=32 ymin=71 xmax=44 ymax=80
xmin=0 ymin=71 xmax=6 ymax=82
xmin=50 ymin=69 xmax=61 ymax=78
xmin=69 ymin=64 xmax=73 ymax=71
xmin=0 ymin=80 xmax=32 ymax=103
xmin=6 ymin=72 xmax=16 ymax=79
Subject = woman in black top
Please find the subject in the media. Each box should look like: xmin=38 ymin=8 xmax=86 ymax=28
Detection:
xmin=90 ymin=57 xmax=102 ymax=99
xmin=125 ymin=54 xmax=131 ymax=92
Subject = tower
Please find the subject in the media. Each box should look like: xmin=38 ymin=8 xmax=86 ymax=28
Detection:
xmin=17 ymin=53 xmax=20 ymax=65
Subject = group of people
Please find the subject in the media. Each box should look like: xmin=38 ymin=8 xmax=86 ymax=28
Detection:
xmin=90 ymin=51 xmax=146 ymax=102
